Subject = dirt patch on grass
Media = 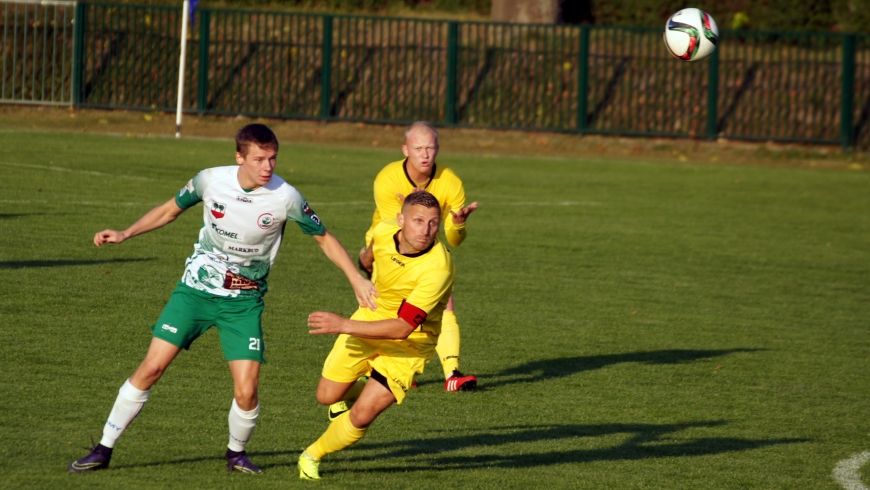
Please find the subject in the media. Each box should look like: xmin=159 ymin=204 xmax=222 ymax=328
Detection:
xmin=1 ymin=105 xmax=866 ymax=171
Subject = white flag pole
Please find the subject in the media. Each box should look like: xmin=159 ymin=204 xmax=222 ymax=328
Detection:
xmin=175 ymin=0 xmax=190 ymax=138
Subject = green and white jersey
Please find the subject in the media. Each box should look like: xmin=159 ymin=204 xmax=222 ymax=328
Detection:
xmin=174 ymin=165 xmax=325 ymax=297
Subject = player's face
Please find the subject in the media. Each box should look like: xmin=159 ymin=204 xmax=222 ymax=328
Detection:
xmin=402 ymin=128 xmax=439 ymax=181
xmin=397 ymin=204 xmax=440 ymax=254
xmin=236 ymin=144 xmax=277 ymax=190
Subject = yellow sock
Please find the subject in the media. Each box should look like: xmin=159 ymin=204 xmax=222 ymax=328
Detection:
xmin=305 ymin=411 xmax=367 ymax=460
xmin=436 ymin=310 xmax=461 ymax=379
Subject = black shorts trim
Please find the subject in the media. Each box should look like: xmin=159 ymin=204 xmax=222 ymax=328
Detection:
xmin=370 ymin=369 xmax=389 ymax=390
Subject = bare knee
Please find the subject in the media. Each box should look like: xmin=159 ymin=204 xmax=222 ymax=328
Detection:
xmin=349 ymin=408 xmax=373 ymax=428
xmin=315 ymin=377 xmax=355 ymax=406
xmin=315 ymin=387 xmax=340 ymax=406
xmin=130 ymin=363 xmax=166 ymax=389
xmin=234 ymin=385 xmax=259 ymax=410
xmin=349 ymin=403 xmax=386 ymax=428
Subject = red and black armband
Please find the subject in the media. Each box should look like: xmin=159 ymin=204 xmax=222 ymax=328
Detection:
xmin=397 ymin=299 xmax=427 ymax=328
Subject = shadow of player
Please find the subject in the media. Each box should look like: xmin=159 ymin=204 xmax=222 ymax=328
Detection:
xmin=482 ymin=348 xmax=762 ymax=389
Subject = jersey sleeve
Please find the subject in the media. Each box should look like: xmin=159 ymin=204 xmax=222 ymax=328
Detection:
xmin=286 ymin=192 xmax=326 ymax=236
xmin=366 ymin=166 xmax=404 ymax=245
xmin=364 ymin=179 xmax=385 ymax=246
xmin=442 ymin=176 xmax=467 ymax=248
xmin=372 ymin=173 xmax=404 ymax=226
xmin=175 ymin=171 xmax=206 ymax=209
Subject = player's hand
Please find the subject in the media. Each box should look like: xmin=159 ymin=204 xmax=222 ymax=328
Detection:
xmin=396 ymin=185 xmax=427 ymax=205
xmin=307 ymin=311 xmax=347 ymax=335
xmin=450 ymin=202 xmax=478 ymax=225
xmin=94 ymin=229 xmax=127 ymax=247
xmin=350 ymin=275 xmax=378 ymax=310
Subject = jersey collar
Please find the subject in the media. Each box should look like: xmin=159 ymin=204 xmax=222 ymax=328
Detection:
xmin=402 ymin=158 xmax=436 ymax=189
xmin=393 ymin=230 xmax=436 ymax=258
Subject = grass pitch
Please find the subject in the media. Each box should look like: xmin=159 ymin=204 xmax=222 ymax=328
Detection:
xmin=0 ymin=129 xmax=868 ymax=489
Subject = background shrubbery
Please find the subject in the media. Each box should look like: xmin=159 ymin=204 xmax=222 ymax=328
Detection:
xmin=589 ymin=0 xmax=870 ymax=33
xmin=97 ymin=0 xmax=870 ymax=33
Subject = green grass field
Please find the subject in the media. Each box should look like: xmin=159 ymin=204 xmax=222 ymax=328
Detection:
xmin=1 ymin=129 xmax=868 ymax=489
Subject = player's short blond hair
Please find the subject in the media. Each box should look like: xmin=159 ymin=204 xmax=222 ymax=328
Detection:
xmin=404 ymin=121 xmax=438 ymax=143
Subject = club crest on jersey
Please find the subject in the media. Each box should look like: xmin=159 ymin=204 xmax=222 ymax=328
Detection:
xmin=258 ymin=213 xmax=275 ymax=229
xmin=302 ymin=202 xmax=313 ymax=214
xmin=211 ymin=202 xmax=227 ymax=219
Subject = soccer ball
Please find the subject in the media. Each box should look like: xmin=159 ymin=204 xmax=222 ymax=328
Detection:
xmin=663 ymin=8 xmax=719 ymax=62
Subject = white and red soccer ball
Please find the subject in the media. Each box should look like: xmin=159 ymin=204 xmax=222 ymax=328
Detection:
xmin=663 ymin=8 xmax=719 ymax=62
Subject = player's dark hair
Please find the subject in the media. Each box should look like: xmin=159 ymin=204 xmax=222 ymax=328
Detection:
xmin=402 ymin=190 xmax=441 ymax=214
xmin=236 ymin=123 xmax=279 ymax=156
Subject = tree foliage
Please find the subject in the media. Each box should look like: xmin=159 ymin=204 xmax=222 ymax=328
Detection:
xmin=573 ymin=0 xmax=869 ymax=33
xmin=99 ymin=0 xmax=870 ymax=32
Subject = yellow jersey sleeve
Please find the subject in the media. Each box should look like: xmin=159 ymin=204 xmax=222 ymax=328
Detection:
xmin=435 ymin=168 xmax=467 ymax=248
xmin=365 ymin=160 xmax=408 ymax=246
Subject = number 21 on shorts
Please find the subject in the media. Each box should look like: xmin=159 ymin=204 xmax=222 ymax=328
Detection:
xmin=249 ymin=338 xmax=262 ymax=351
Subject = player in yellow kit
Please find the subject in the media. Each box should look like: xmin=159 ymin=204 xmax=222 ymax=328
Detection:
xmin=298 ymin=191 xmax=454 ymax=480
xmin=358 ymin=121 xmax=478 ymax=392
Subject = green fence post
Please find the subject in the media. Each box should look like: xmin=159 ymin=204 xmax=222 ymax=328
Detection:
xmin=840 ymin=34 xmax=856 ymax=150
xmin=71 ymin=1 xmax=86 ymax=106
xmin=706 ymin=44 xmax=719 ymax=139
xmin=197 ymin=9 xmax=210 ymax=113
xmin=445 ymin=21 xmax=458 ymax=125
xmin=577 ymin=25 xmax=589 ymax=133
xmin=320 ymin=15 xmax=333 ymax=120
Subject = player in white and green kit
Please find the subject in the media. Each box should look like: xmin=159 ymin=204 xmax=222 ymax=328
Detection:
xmin=69 ymin=124 xmax=377 ymax=475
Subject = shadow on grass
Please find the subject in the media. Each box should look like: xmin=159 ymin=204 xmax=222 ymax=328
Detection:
xmin=110 ymin=455 xmax=224 ymax=470
xmin=483 ymin=349 xmax=762 ymax=389
xmin=0 ymin=213 xmax=40 ymax=219
xmin=0 ymin=258 xmax=155 ymax=269
xmin=336 ymin=421 xmax=807 ymax=472
xmin=106 ymin=420 xmax=806 ymax=472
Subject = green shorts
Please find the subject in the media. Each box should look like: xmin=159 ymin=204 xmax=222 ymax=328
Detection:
xmin=151 ymin=283 xmax=266 ymax=363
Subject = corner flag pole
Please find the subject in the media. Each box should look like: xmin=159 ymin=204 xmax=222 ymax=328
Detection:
xmin=175 ymin=0 xmax=190 ymax=138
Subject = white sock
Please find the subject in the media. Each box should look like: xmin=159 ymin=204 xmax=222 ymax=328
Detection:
xmin=228 ymin=399 xmax=259 ymax=452
xmin=100 ymin=379 xmax=150 ymax=448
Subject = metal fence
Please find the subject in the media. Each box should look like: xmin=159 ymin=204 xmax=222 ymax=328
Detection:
xmin=4 ymin=2 xmax=870 ymax=150
xmin=1 ymin=0 xmax=76 ymax=104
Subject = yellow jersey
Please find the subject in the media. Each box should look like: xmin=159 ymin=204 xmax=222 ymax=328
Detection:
xmin=352 ymin=219 xmax=455 ymax=337
xmin=365 ymin=159 xmax=467 ymax=248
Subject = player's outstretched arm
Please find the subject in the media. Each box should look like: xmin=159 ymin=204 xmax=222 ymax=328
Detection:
xmin=308 ymin=312 xmax=416 ymax=339
xmin=94 ymin=198 xmax=185 ymax=247
xmin=444 ymin=201 xmax=478 ymax=248
xmin=450 ymin=201 xmax=478 ymax=225
xmin=312 ymin=231 xmax=378 ymax=310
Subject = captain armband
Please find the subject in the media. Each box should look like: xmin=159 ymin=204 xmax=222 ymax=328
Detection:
xmin=397 ymin=299 xmax=426 ymax=328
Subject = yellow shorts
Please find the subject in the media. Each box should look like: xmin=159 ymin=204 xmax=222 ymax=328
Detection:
xmin=321 ymin=332 xmax=436 ymax=404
